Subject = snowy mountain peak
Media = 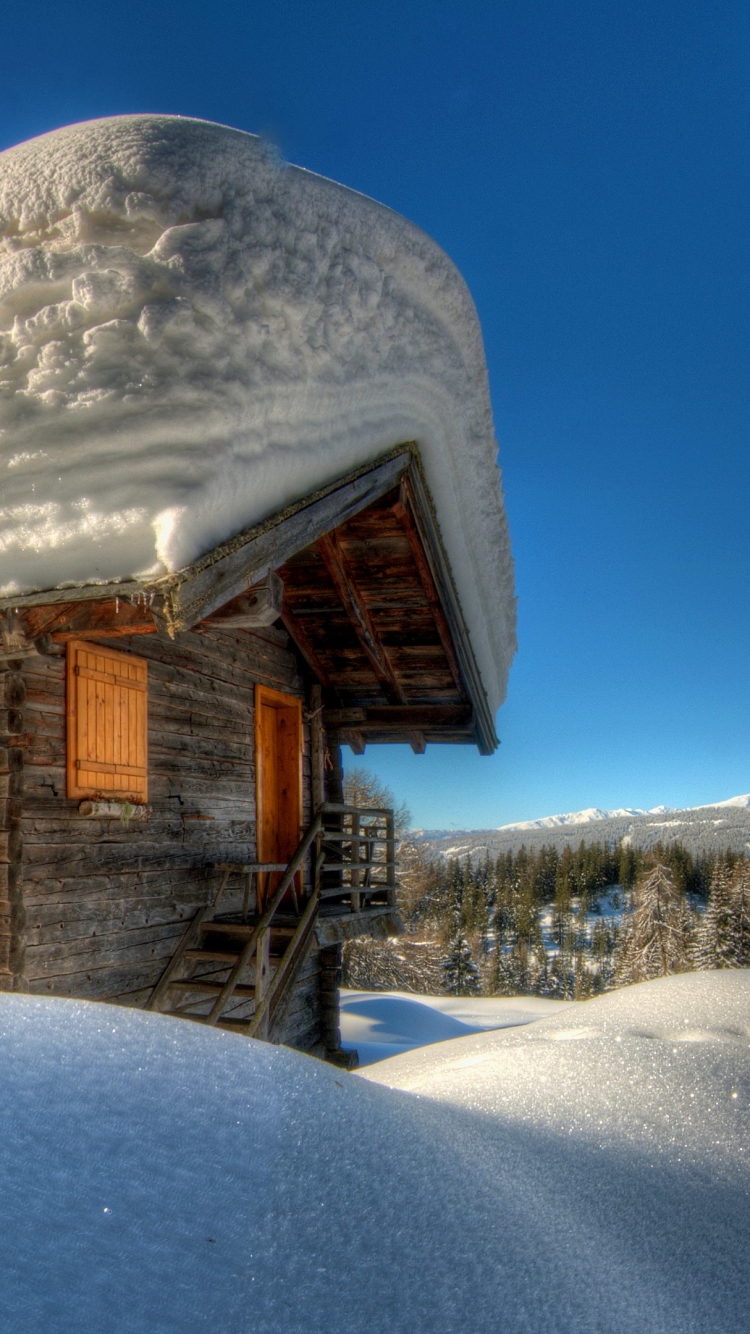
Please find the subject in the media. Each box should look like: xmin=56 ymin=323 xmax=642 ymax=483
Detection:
xmin=702 ymin=793 xmax=750 ymax=810
xmin=496 ymin=806 xmax=649 ymax=832
xmin=494 ymin=794 xmax=750 ymax=833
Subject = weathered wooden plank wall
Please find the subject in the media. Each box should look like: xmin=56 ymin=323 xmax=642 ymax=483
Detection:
xmin=17 ymin=625 xmax=321 ymax=1050
xmin=0 ymin=663 xmax=26 ymax=990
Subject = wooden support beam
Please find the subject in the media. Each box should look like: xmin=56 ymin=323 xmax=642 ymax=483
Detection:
xmin=0 ymin=581 xmax=144 ymax=613
xmin=408 ymin=731 xmax=426 ymax=754
xmin=200 ymin=573 xmax=282 ymax=630
xmin=323 ymin=704 xmax=472 ymax=730
xmin=280 ymin=596 xmax=335 ymax=688
xmin=340 ymin=730 xmax=366 ymax=755
xmin=397 ymin=465 xmax=498 ymax=756
xmin=20 ymin=598 xmax=157 ymax=644
xmin=392 ymin=482 xmax=464 ymax=694
xmin=309 ymin=684 xmax=326 ymax=810
xmin=316 ymin=531 xmax=406 ymax=704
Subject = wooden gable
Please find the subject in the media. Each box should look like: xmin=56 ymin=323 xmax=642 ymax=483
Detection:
xmin=5 ymin=450 xmax=498 ymax=754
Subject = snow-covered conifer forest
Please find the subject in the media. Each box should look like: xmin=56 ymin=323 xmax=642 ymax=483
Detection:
xmin=343 ymin=771 xmax=750 ymax=998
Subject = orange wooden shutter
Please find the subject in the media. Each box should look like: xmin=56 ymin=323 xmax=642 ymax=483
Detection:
xmin=66 ymin=641 xmax=148 ymax=802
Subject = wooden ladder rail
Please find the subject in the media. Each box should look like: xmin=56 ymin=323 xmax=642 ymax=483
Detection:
xmin=203 ymin=811 xmax=324 ymax=1026
xmin=146 ymin=866 xmax=233 ymax=1013
xmin=244 ymin=873 xmax=322 ymax=1038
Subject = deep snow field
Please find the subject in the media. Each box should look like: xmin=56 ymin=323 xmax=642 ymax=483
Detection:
xmin=0 ymin=973 xmax=748 ymax=1332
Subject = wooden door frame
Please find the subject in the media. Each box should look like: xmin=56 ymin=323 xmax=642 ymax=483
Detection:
xmin=254 ymin=683 xmax=304 ymax=879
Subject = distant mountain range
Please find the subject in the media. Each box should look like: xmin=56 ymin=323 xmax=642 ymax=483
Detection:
xmin=416 ymin=794 xmax=750 ymax=859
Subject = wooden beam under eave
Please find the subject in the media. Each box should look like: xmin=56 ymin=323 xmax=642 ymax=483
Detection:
xmin=392 ymin=484 xmax=464 ymax=695
xmin=323 ymin=705 xmax=472 ymax=730
xmin=408 ymin=731 xmax=426 ymax=754
xmin=20 ymin=599 xmax=157 ymax=643
xmin=340 ymin=730 xmax=366 ymax=755
xmin=316 ymin=531 xmax=407 ymax=705
xmin=397 ymin=464 xmax=499 ymax=756
xmin=280 ymin=596 xmax=335 ymax=690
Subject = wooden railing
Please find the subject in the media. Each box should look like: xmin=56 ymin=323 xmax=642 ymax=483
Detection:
xmin=145 ymin=802 xmax=396 ymax=1038
xmin=316 ymin=803 xmax=397 ymax=914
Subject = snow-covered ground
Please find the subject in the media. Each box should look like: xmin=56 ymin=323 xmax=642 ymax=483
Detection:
xmin=0 ymin=975 xmax=748 ymax=1331
xmin=340 ymin=989 xmax=567 ymax=1064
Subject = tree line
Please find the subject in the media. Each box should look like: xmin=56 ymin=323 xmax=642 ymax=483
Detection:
xmin=341 ymin=769 xmax=750 ymax=998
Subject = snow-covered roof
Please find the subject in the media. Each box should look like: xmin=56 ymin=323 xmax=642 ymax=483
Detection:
xmin=0 ymin=115 xmax=516 ymax=712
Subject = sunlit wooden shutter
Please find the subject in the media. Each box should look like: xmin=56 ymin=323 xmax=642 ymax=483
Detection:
xmin=66 ymin=641 xmax=148 ymax=802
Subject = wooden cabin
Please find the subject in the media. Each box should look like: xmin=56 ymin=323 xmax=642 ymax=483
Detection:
xmin=0 ymin=116 xmax=516 ymax=1061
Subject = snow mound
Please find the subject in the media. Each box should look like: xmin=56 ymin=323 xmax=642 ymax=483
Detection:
xmin=0 ymin=115 xmax=515 ymax=712
xmin=362 ymin=971 xmax=750 ymax=1155
xmin=340 ymin=988 xmax=567 ymax=1064
xmin=0 ymin=982 xmax=748 ymax=1332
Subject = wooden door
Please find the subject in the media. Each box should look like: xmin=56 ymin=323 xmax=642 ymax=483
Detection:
xmin=255 ymin=685 xmax=303 ymax=907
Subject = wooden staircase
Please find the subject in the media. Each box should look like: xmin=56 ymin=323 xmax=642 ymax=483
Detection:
xmin=145 ymin=803 xmax=396 ymax=1041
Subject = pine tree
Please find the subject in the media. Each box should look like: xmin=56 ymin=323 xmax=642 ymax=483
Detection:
xmin=688 ymin=864 xmax=741 ymax=971
xmin=693 ymin=863 xmax=738 ymax=970
xmin=617 ymin=842 xmax=638 ymax=890
xmin=731 ymin=860 xmax=750 ymax=967
xmin=442 ymin=931 xmax=482 ymax=995
xmin=614 ymin=863 xmax=691 ymax=985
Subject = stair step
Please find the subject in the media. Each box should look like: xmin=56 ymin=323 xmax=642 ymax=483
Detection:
xmin=183 ymin=947 xmax=284 ymax=965
xmin=171 ymin=1014 xmax=255 ymax=1030
xmin=167 ymin=979 xmax=257 ymax=997
xmin=201 ymin=920 xmax=296 ymax=938
xmin=184 ymin=947 xmax=241 ymax=963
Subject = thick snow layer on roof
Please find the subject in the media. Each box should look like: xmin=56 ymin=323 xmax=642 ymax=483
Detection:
xmin=0 ymin=115 xmax=515 ymax=711
xmin=340 ymin=987 xmax=568 ymax=1063
xmin=1 ymin=975 xmax=748 ymax=1332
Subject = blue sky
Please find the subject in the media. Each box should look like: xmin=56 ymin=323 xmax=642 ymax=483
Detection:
xmin=2 ymin=1 xmax=749 ymax=828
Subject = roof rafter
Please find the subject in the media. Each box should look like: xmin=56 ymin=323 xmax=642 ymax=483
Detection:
xmin=391 ymin=479 xmax=464 ymax=695
xmin=316 ymin=530 xmax=407 ymax=706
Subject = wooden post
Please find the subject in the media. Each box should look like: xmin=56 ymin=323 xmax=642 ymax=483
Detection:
xmin=255 ymin=928 xmax=271 ymax=1040
xmin=319 ymin=943 xmax=343 ymax=1054
xmin=324 ymin=731 xmax=344 ymax=896
xmin=325 ymin=732 xmax=344 ymax=804
xmin=350 ymin=811 xmax=361 ymax=913
xmin=386 ymin=809 xmax=397 ymax=908
xmin=309 ymin=683 xmax=325 ymax=812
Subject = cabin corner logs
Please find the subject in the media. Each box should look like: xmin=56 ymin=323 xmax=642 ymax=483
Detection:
xmin=0 ymin=661 xmax=26 ymax=991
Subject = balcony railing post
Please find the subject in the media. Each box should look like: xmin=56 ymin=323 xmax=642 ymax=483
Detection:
xmin=386 ymin=810 xmax=397 ymax=908
xmin=351 ymin=811 xmax=361 ymax=912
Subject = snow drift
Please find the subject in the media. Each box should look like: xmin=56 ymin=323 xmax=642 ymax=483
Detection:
xmin=1 ymin=974 xmax=748 ymax=1332
xmin=0 ymin=115 xmax=515 ymax=711
xmin=340 ymin=988 xmax=567 ymax=1064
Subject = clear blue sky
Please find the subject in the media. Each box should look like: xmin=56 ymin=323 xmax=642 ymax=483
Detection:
xmin=2 ymin=1 xmax=749 ymax=828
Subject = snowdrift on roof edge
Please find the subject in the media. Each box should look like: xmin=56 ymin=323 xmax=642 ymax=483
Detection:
xmin=0 ymin=115 xmax=516 ymax=713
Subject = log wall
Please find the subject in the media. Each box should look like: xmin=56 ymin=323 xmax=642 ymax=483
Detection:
xmin=0 ymin=663 xmax=26 ymax=989
xmin=14 ymin=625 xmax=324 ymax=1051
